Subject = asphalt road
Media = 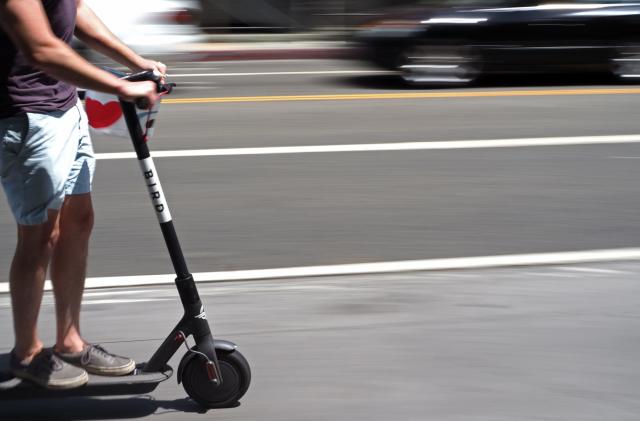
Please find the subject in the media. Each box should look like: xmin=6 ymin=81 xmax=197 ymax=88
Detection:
xmin=3 ymin=59 xmax=640 ymax=277
xmin=1 ymin=59 xmax=640 ymax=419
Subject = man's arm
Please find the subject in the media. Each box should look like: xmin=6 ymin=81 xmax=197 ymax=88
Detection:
xmin=0 ymin=0 xmax=156 ymax=103
xmin=74 ymin=0 xmax=166 ymax=75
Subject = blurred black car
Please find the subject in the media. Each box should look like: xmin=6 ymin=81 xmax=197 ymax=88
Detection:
xmin=354 ymin=0 xmax=640 ymax=85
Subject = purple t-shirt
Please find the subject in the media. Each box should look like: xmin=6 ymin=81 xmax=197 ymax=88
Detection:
xmin=0 ymin=0 xmax=78 ymax=118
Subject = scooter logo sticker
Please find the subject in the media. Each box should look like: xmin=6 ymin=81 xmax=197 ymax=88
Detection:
xmin=195 ymin=305 xmax=207 ymax=320
xmin=139 ymin=158 xmax=172 ymax=223
xmin=85 ymin=97 xmax=123 ymax=129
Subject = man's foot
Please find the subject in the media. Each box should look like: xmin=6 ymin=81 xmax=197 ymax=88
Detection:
xmin=10 ymin=348 xmax=89 ymax=390
xmin=56 ymin=344 xmax=136 ymax=376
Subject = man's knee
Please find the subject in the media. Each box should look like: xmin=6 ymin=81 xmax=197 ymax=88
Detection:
xmin=60 ymin=194 xmax=94 ymax=236
xmin=17 ymin=217 xmax=59 ymax=256
xmin=69 ymin=205 xmax=94 ymax=235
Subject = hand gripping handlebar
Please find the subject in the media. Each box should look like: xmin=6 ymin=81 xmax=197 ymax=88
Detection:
xmin=122 ymin=70 xmax=176 ymax=109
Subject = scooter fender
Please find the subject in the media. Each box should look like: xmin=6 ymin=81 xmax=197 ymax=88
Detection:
xmin=177 ymin=339 xmax=238 ymax=384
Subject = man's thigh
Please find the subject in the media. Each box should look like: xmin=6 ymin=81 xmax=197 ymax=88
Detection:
xmin=0 ymin=103 xmax=94 ymax=226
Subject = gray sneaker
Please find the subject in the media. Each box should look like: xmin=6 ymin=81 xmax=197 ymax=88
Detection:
xmin=10 ymin=348 xmax=89 ymax=390
xmin=56 ymin=344 xmax=136 ymax=376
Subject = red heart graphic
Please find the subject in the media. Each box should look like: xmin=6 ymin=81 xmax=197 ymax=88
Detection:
xmin=86 ymin=98 xmax=123 ymax=129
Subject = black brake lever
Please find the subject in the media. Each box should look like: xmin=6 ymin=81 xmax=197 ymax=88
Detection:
xmin=161 ymin=82 xmax=177 ymax=94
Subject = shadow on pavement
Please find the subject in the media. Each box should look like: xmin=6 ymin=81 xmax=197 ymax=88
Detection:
xmin=0 ymin=396 xmax=214 ymax=420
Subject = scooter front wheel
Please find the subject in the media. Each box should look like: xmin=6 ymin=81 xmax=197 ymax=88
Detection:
xmin=181 ymin=350 xmax=251 ymax=408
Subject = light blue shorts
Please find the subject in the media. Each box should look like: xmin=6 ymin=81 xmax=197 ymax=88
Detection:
xmin=0 ymin=100 xmax=95 ymax=225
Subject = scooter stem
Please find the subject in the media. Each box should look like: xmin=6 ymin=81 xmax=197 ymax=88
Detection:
xmin=119 ymin=99 xmax=222 ymax=383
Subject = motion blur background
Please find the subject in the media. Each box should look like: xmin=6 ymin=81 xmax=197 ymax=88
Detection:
xmin=79 ymin=0 xmax=640 ymax=85
xmin=166 ymin=0 xmax=411 ymax=32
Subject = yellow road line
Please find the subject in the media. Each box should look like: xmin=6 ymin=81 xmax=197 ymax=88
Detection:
xmin=162 ymin=88 xmax=640 ymax=104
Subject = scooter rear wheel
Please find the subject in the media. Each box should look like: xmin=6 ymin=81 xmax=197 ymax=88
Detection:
xmin=182 ymin=350 xmax=251 ymax=408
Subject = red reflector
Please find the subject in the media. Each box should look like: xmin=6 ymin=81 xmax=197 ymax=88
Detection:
xmin=206 ymin=361 xmax=218 ymax=381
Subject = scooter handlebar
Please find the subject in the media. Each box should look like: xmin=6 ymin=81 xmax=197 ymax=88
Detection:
xmin=123 ymin=69 xmax=159 ymax=82
xmin=122 ymin=70 xmax=176 ymax=108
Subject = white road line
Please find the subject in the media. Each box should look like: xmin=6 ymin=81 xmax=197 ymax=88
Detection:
xmin=520 ymin=271 xmax=576 ymax=278
xmin=169 ymin=70 xmax=391 ymax=77
xmin=167 ymin=67 xmax=220 ymax=71
xmin=83 ymin=289 xmax=163 ymax=297
xmin=95 ymin=134 xmax=640 ymax=161
xmin=556 ymin=266 xmax=625 ymax=274
xmin=1 ymin=248 xmax=639 ymax=293
xmin=82 ymin=299 xmax=171 ymax=305
xmin=0 ymin=298 xmax=171 ymax=307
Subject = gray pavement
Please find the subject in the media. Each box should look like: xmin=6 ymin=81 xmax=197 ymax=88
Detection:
xmin=50 ymin=144 xmax=640 ymax=277
xmin=1 ymin=262 xmax=640 ymax=420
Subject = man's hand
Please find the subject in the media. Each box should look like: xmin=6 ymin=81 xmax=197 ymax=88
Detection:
xmin=117 ymin=81 xmax=158 ymax=109
xmin=135 ymin=59 xmax=167 ymax=81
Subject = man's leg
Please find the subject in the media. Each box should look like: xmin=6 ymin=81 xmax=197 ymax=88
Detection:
xmin=50 ymin=102 xmax=135 ymax=376
xmin=50 ymin=193 xmax=94 ymax=354
xmin=10 ymin=208 xmax=88 ymax=390
xmin=4 ymin=107 xmax=93 ymax=388
xmin=10 ymin=210 xmax=60 ymax=361
xmin=51 ymin=191 xmax=136 ymax=376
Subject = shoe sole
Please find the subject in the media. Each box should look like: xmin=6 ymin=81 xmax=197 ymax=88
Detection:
xmin=11 ymin=369 xmax=89 ymax=390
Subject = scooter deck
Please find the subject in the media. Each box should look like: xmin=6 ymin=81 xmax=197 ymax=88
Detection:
xmin=0 ymin=353 xmax=172 ymax=399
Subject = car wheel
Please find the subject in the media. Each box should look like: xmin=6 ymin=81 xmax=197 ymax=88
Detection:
xmin=611 ymin=45 xmax=640 ymax=82
xmin=399 ymin=43 xmax=481 ymax=86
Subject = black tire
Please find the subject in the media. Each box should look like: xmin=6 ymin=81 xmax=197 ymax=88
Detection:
xmin=399 ymin=43 xmax=481 ymax=87
xmin=611 ymin=45 xmax=640 ymax=83
xmin=182 ymin=350 xmax=251 ymax=408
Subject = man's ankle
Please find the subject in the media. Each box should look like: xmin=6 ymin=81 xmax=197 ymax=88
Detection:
xmin=55 ymin=341 xmax=85 ymax=354
xmin=13 ymin=343 xmax=44 ymax=364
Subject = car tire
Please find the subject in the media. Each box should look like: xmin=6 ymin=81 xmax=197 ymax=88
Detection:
xmin=611 ymin=45 xmax=640 ymax=82
xmin=399 ymin=43 xmax=481 ymax=87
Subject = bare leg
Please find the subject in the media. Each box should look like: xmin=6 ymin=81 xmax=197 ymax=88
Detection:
xmin=50 ymin=193 xmax=94 ymax=354
xmin=10 ymin=210 xmax=60 ymax=361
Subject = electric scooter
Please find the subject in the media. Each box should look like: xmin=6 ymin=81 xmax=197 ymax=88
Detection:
xmin=0 ymin=70 xmax=251 ymax=409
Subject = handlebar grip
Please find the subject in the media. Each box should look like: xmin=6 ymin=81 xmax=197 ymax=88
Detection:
xmin=117 ymin=69 xmax=176 ymax=107
xmin=123 ymin=70 xmax=160 ymax=83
